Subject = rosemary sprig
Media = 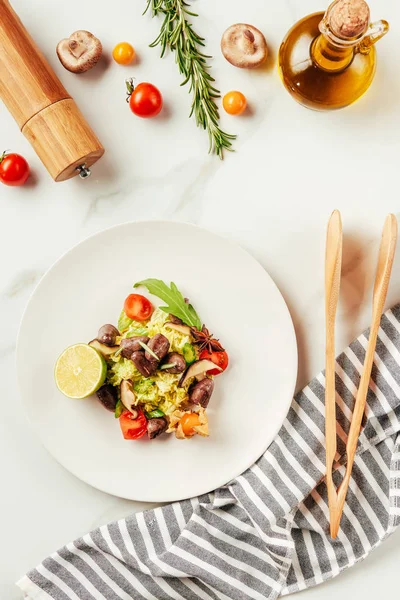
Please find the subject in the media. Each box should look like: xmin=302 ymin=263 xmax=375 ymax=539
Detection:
xmin=144 ymin=0 xmax=236 ymax=158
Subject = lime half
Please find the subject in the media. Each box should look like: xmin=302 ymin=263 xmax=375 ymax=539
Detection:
xmin=55 ymin=343 xmax=107 ymax=399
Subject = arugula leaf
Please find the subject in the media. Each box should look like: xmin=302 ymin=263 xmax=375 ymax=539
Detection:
xmin=134 ymin=279 xmax=202 ymax=330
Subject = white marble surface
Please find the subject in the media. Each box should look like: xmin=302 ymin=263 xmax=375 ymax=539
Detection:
xmin=1 ymin=0 xmax=400 ymax=597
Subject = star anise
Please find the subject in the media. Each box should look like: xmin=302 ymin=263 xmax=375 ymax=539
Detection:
xmin=190 ymin=325 xmax=225 ymax=353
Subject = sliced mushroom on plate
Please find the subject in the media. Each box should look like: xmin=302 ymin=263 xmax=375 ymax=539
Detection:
xmin=120 ymin=380 xmax=138 ymax=415
xmin=179 ymin=359 xmax=222 ymax=387
xmin=89 ymin=339 xmax=119 ymax=357
xmin=165 ymin=322 xmax=192 ymax=336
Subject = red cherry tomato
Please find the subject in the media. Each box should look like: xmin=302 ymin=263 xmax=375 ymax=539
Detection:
xmin=129 ymin=82 xmax=163 ymax=118
xmin=0 ymin=152 xmax=30 ymax=186
xmin=124 ymin=294 xmax=153 ymax=322
xmin=199 ymin=349 xmax=229 ymax=376
xmin=119 ymin=410 xmax=147 ymax=440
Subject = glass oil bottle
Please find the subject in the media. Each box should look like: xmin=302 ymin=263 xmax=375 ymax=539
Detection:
xmin=278 ymin=0 xmax=389 ymax=110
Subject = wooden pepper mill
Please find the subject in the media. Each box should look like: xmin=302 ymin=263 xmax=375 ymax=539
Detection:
xmin=0 ymin=0 xmax=104 ymax=181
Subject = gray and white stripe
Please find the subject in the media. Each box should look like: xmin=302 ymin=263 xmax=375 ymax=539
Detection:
xmin=19 ymin=306 xmax=400 ymax=600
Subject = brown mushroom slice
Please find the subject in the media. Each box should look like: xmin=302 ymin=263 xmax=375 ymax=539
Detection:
xmin=168 ymin=314 xmax=184 ymax=325
xmin=89 ymin=339 xmax=119 ymax=357
xmin=221 ymin=24 xmax=268 ymax=69
xmin=120 ymin=380 xmax=138 ymax=415
xmin=179 ymin=359 xmax=222 ymax=387
xmin=56 ymin=30 xmax=102 ymax=73
xmin=165 ymin=322 xmax=192 ymax=336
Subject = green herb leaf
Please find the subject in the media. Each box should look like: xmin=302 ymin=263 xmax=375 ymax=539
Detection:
xmin=113 ymin=346 xmax=123 ymax=359
xmin=134 ymin=279 xmax=202 ymax=330
xmin=114 ymin=399 xmax=124 ymax=419
xmin=138 ymin=340 xmax=159 ymax=360
xmin=118 ymin=310 xmax=133 ymax=332
xmin=145 ymin=409 xmax=165 ymax=418
xmin=159 ymin=363 xmax=175 ymax=370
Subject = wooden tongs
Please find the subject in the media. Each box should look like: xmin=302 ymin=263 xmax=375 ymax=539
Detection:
xmin=325 ymin=210 xmax=398 ymax=538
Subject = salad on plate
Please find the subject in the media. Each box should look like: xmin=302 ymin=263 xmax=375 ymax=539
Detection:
xmin=55 ymin=279 xmax=229 ymax=441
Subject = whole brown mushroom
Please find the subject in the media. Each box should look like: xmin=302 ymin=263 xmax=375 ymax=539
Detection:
xmin=221 ymin=24 xmax=268 ymax=69
xmin=57 ymin=31 xmax=102 ymax=73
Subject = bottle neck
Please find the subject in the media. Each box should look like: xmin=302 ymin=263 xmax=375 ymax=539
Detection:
xmin=311 ymin=33 xmax=355 ymax=72
xmin=311 ymin=4 xmax=389 ymax=73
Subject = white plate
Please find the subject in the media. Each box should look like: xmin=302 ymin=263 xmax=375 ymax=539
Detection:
xmin=17 ymin=221 xmax=297 ymax=502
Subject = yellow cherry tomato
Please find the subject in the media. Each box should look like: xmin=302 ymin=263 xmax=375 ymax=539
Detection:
xmin=222 ymin=91 xmax=247 ymax=115
xmin=112 ymin=42 xmax=135 ymax=65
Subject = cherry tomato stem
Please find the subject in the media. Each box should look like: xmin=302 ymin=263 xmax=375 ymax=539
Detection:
xmin=126 ymin=81 xmax=163 ymax=118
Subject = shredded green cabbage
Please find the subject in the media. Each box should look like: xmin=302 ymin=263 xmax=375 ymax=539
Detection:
xmin=107 ymin=359 xmax=139 ymax=386
xmin=108 ymin=308 xmax=194 ymax=411
xmin=118 ymin=310 xmax=133 ymax=332
xmin=147 ymin=309 xmax=192 ymax=352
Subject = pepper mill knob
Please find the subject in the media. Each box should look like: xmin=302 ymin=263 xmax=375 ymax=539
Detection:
xmin=76 ymin=164 xmax=91 ymax=179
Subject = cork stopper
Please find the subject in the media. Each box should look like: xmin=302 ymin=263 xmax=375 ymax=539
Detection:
xmin=329 ymin=0 xmax=370 ymax=38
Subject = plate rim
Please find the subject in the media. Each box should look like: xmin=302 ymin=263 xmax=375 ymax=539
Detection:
xmin=16 ymin=220 xmax=298 ymax=502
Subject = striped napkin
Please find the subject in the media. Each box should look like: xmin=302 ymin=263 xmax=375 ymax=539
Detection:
xmin=18 ymin=306 xmax=400 ymax=600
